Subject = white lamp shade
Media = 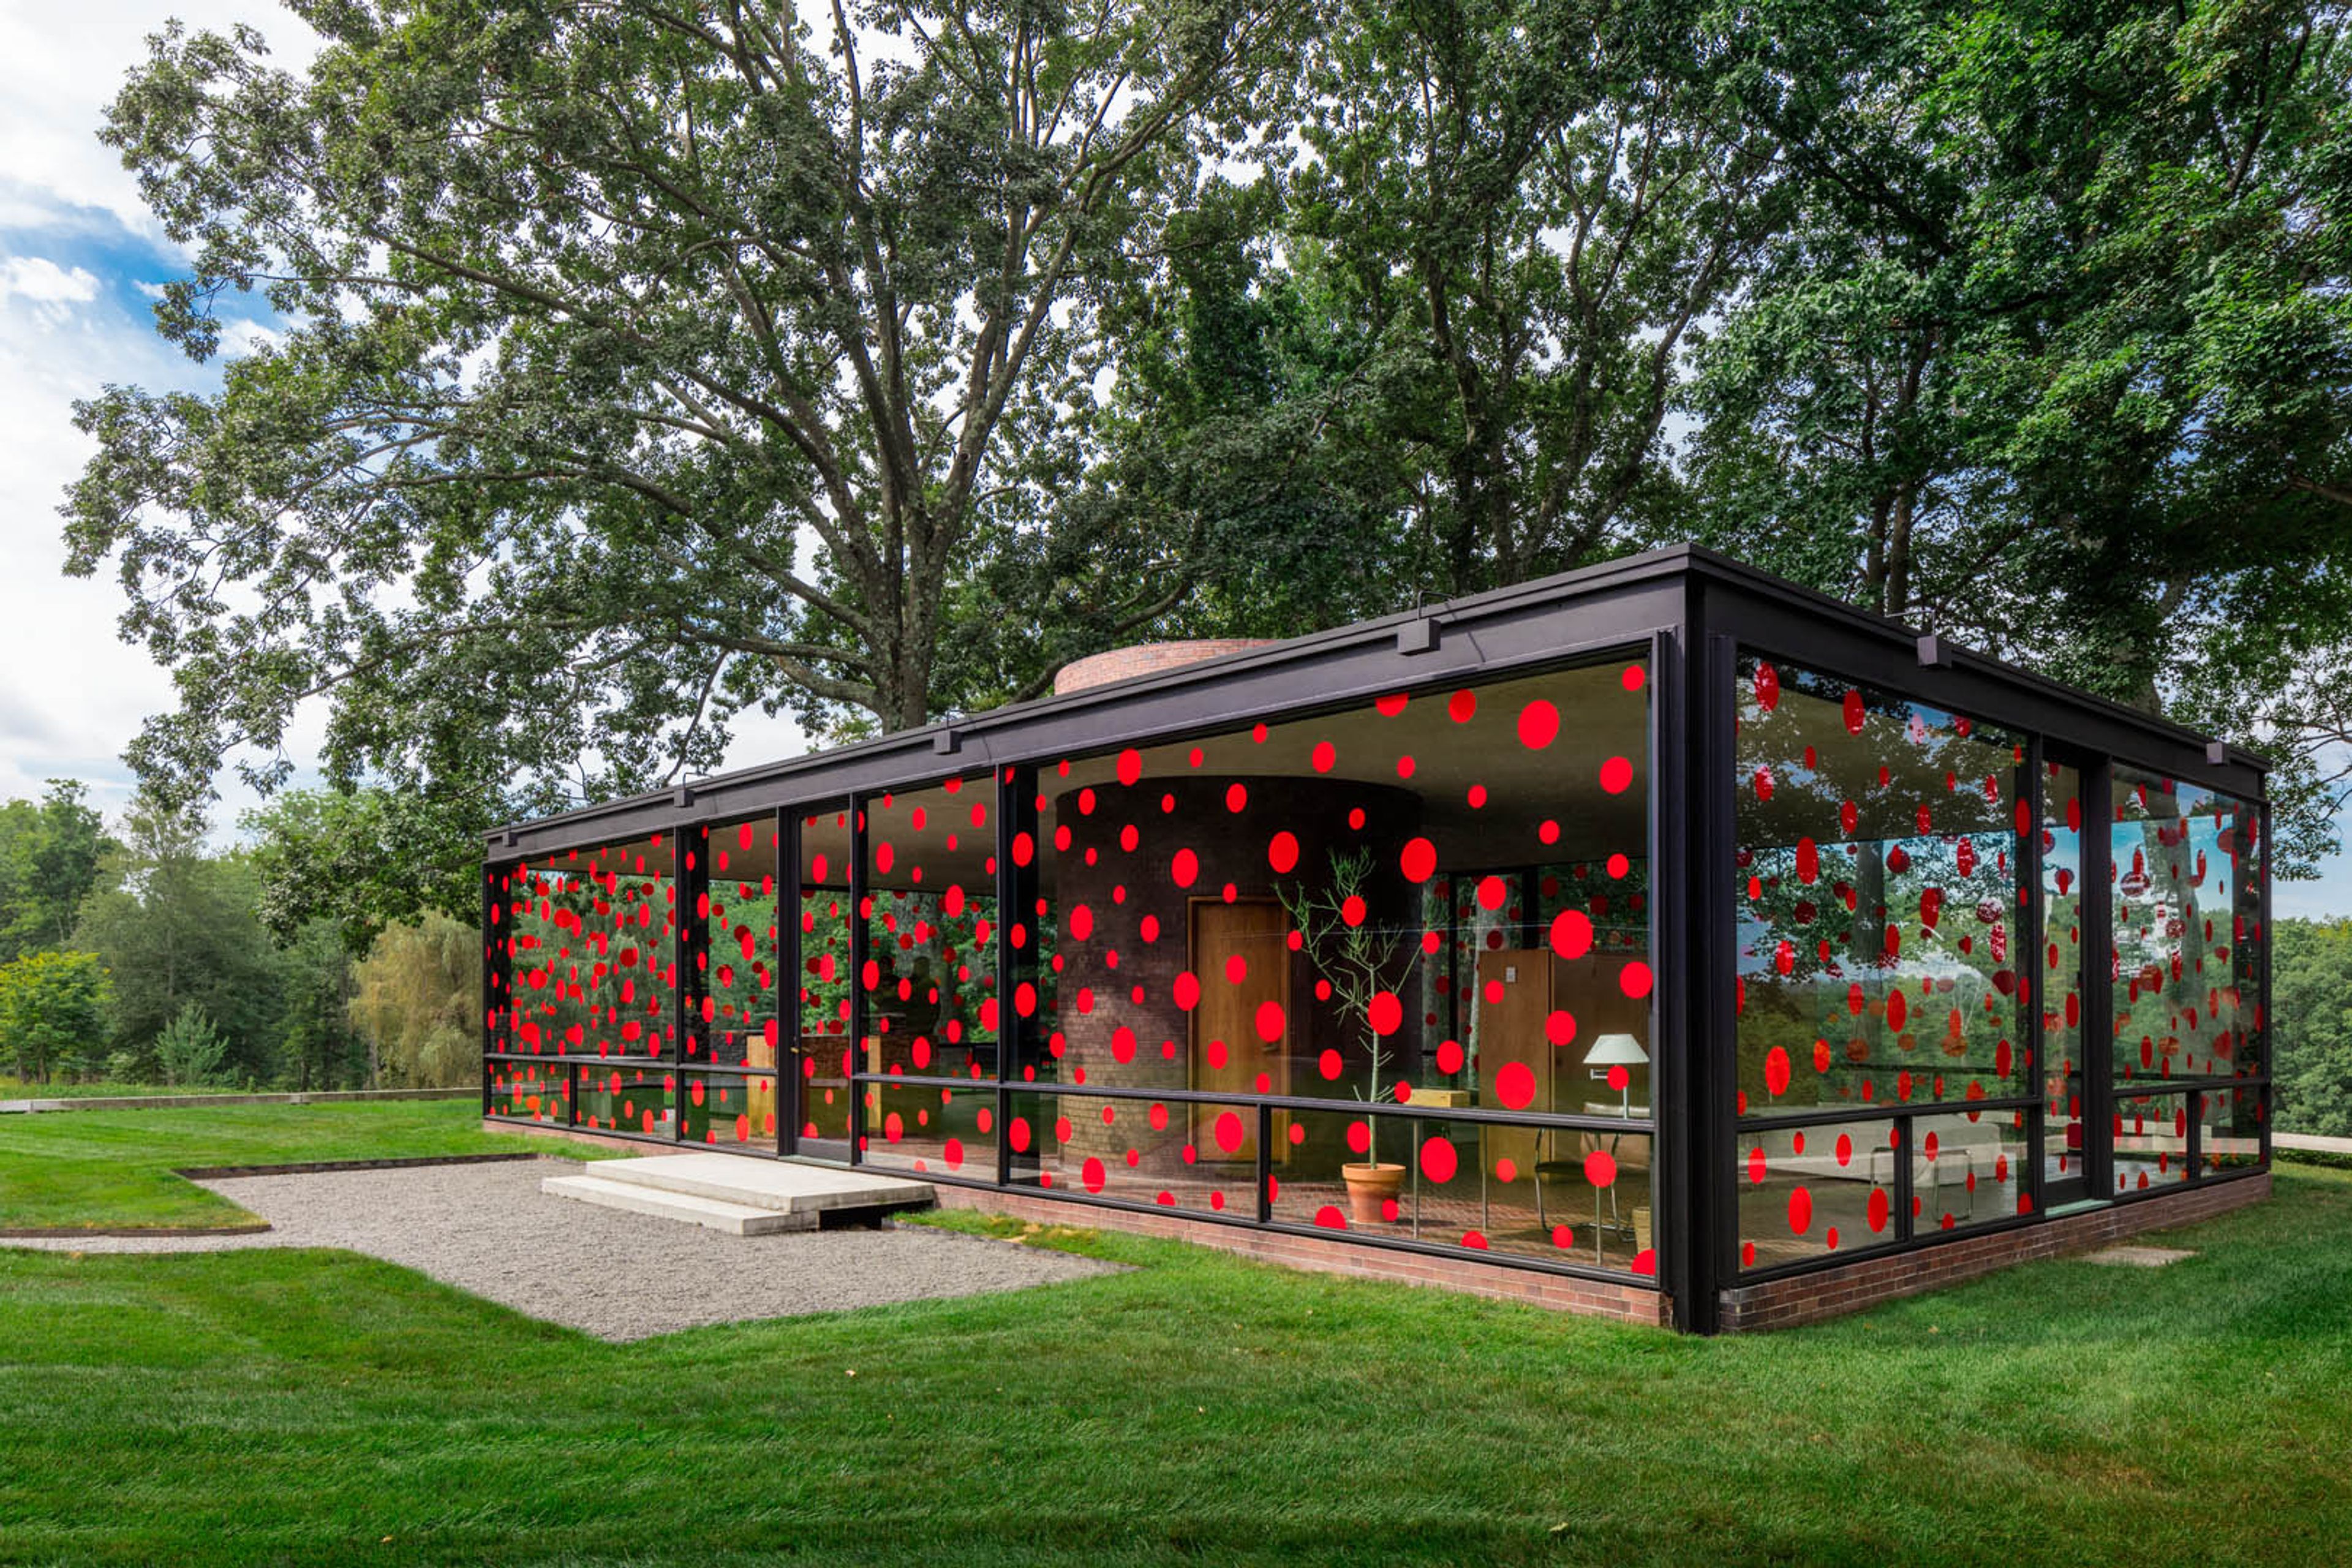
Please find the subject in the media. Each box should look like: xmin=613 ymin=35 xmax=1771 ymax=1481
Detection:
xmin=1581 ymin=1032 xmax=1648 ymax=1066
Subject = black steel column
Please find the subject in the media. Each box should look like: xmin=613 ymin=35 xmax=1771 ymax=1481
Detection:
xmin=1677 ymin=612 xmax=1738 ymax=1333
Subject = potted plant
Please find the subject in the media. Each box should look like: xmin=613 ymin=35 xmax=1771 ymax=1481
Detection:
xmin=1278 ymin=847 xmax=1420 ymax=1224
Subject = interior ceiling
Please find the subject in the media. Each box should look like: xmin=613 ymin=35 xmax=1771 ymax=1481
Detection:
xmin=539 ymin=663 xmax=1653 ymax=893
xmin=1052 ymin=662 xmax=1651 ymax=867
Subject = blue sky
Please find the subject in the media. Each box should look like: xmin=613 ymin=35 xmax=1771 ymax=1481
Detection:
xmin=1 ymin=2 xmax=2349 ymax=914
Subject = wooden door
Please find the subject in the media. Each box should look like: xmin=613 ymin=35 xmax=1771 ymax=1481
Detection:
xmin=1189 ymin=898 xmax=1290 ymax=1164
xmin=1477 ymin=949 xmax=1554 ymax=1178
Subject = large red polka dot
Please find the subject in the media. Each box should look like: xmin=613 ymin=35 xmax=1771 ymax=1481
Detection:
xmin=1213 ymin=1111 xmax=1246 ymax=1155
xmin=1254 ymin=1000 xmax=1286 ymax=1042
xmin=1764 ymin=1046 xmax=1792 ymax=1096
xmin=1116 ymin=748 xmax=1143 ymax=786
xmin=1310 ymin=741 xmax=1336 ymax=772
xmin=1368 ymin=991 xmax=1403 ymax=1036
xmin=1346 ymin=1120 xmax=1371 ymax=1155
xmin=1599 ymin=756 xmax=1634 ymax=794
xmin=1584 ymin=1150 xmax=1617 ymax=1188
xmin=1318 ymin=1048 xmax=1343 ymax=1080
xmin=1267 ymin=831 xmax=1300 ymax=874
xmin=1494 ymin=1060 xmax=1537 ymax=1109
xmin=1544 ymin=1009 xmax=1577 ymax=1046
xmin=1447 ymin=690 xmax=1477 ymax=723
xmin=1172 ymin=971 xmax=1201 ymax=1010
xmin=1789 ymin=1185 xmax=1814 ymax=1233
xmin=1435 ymin=1038 xmax=1464 ymax=1074
xmin=1081 ymin=1157 xmax=1106 ymax=1193
xmin=1549 ymin=910 xmax=1593 ymax=960
xmin=1400 ymin=837 xmax=1438 ymax=883
xmin=1314 ymin=1205 xmax=1349 ymax=1230
xmin=943 ymin=1137 xmax=964 ymax=1169
xmin=1619 ymin=960 xmax=1654 ymax=998
xmin=1517 ymin=700 xmax=1559 ymax=749
xmin=1170 ymin=848 xmax=1199 ymax=888
xmin=1476 ymin=875 xmax=1506 ymax=911
xmin=1420 ymin=1136 xmax=1458 ymax=1183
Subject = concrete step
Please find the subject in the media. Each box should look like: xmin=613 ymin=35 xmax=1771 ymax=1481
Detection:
xmin=540 ymin=1174 xmax=818 ymax=1235
xmin=582 ymin=1153 xmax=934 ymax=1216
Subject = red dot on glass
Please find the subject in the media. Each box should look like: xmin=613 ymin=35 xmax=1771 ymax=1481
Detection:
xmin=1599 ymin=756 xmax=1634 ymax=794
xmin=1447 ymin=690 xmax=1477 ymax=723
xmin=1517 ymin=699 xmax=1559 ymax=749
xmin=1400 ymin=837 xmax=1438 ymax=883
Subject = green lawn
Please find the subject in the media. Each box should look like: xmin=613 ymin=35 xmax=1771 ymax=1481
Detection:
xmin=0 ymin=1099 xmax=559 ymax=1229
xmin=0 ymin=1109 xmax=2346 ymax=1566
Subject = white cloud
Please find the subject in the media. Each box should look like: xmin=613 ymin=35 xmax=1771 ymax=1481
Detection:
xmin=0 ymin=255 xmax=100 ymax=312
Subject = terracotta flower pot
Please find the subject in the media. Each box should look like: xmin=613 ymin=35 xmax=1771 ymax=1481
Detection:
xmin=1341 ymin=1161 xmax=1406 ymax=1224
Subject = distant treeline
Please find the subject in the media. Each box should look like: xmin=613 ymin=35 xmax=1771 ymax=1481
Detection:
xmin=0 ymin=783 xmax=473 ymax=1091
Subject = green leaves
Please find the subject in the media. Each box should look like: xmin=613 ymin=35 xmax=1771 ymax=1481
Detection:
xmin=72 ymin=0 xmax=1281 ymax=908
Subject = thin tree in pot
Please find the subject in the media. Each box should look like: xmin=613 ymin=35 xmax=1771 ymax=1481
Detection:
xmin=1277 ymin=847 xmax=1420 ymax=1223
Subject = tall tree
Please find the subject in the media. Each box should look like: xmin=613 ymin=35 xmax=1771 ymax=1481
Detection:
xmin=1684 ymin=0 xmax=2352 ymax=869
xmin=74 ymin=799 xmax=284 ymax=1081
xmin=66 ymin=0 xmax=1283 ymax=889
xmin=0 ymin=782 xmax=118 ymax=963
xmin=0 ymin=952 xmax=113 ymax=1086
xmin=349 ymin=913 xmax=481 ymax=1088
xmin=1278 ymin=0 xmax=1776 ymax=593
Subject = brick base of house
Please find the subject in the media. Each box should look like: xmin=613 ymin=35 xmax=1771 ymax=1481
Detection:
xmin=1717 ymin=1171 xmax=2272 ymax=1332
xmin=923 ymin=1185 xmax=1672 ymax=1326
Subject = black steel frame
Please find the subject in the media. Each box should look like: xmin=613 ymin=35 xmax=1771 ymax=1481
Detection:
xmin=478 ymin=546 xmax=2272 ymax=1333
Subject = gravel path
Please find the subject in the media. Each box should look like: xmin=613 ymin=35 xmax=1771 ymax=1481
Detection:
xmin=4 ymin=1158 xmax=1117 ymax=1340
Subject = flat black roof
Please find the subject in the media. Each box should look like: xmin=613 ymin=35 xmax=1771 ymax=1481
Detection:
xmin=491 ymin=544 xmax=2264 ymax=858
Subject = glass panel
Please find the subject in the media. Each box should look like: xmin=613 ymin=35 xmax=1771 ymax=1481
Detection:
xmin=1265 ymin=1107 xmax=1655 ymax=1272
xmin=575 ymin=1064 xmax=675 ymax=1139
xmin=488 ymin=1058 xmax=568 ymax=1123
xmin=2113 ymin=1088 xmax=2191 ymax=1193
xmin=2200 ymin=1084 xmax=2265 ymax=1174
xmin=860 ymin=775 xmax=1001 ymax=1085
xmin=1733 ymin=657 xmax=2027 ymax=1117
xmin=1912 ymin=1108 xmax=2030 ymax=1232
xmin=2040 ymin=761 xmax=2087 ymax=1186
xmin=862 ymin=1078 xmax=994 ymax=1179
xmin=796 ymin=804 xmax=854 ymax=1144
xmin=695 ymin=816 xmax=780 ymax=1071
xmin=1738 ymin=1117 xmax=1899 ymax=1271
xmin=496 ymin=837 xmax=678 ymax=1061
xmin=1003 ymin=1090 xmax=1249 ymax=1215
xmin=2109 ymin=769 xmax=2266 ymax=1086
xmin=1023 ymin=655 xmax=1656 ymax=1157
xmin=679 ymin=1070 xmax=778 ymax=1148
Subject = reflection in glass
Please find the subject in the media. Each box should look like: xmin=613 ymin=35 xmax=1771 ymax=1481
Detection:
xmin=1733 ymin=657 xmax=2027 ymax=1117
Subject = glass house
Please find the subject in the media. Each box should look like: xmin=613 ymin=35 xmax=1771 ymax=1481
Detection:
xmin=482 ymin=547 xmax=2271 ymax=1332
